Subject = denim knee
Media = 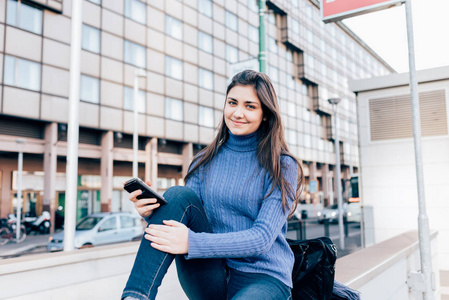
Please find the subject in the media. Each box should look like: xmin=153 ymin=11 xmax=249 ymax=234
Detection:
xmin=163 ymin=186 xmax=201 ymax=206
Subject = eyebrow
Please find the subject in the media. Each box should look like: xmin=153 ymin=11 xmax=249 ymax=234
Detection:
xmin=227 ymin=97 xmax=260 ymax=105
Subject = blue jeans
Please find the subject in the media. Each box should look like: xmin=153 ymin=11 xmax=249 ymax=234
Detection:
xmin=122 ymin=186 xmax=291 ymax=300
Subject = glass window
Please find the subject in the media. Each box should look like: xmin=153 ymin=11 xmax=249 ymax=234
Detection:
xmin=306 ymin=4 xmax=313 ymax=19
xmin=165 ymin=15 xmax=183 ymax=40
xmin=287 ymin=102 xmax=296 ymax=117
xmin=199 ymin=106 xmax=214 ymax=127
xmin=199 ymin=68 xmax=213 ymax=90
xmin=226 ymin=44 xmax=239 ymax=63
xmin=88 ymin=0 xmax=101 ymax=4
xmin=198 ymin=31 xmax=213 ymax=53
xmin=291 ymin=0 xmax=299 ymax=8
xmin=306 ymin=29 xmax=314 ymax=44
xmin=268 ymin=37 xmax=278 ymax=54
xmin=287 ymin=75 xmax=295 ymax=90
xmin=286 ymin=50 xmax=293 ymax=62
xmin=304 ymin=134 xmax=312 ymax=148
xmin=4 ymin=55 xmax=41 ymax=91
xmin=82 ymin=24 xmax=100 ymax=53
xmin=123 ymin=86 xmax=146 ymax=113
xmin=291 ymin=18 xmax=300 ymax=35
xmin=80 ymin=75 xmax=99 ymax=103
xmin=165 ymin=97 xmax=183 ymax=121
xmin=99 ymin=216 xmax=117 ymax=231
xmin=198 ymin=0 xmax=212 ymax=17
xmin=225 ymin=11 xmax=238 ymax=32
xmin=303 ymin=108 xmax=311 ymax=122
xmin=6 ymin=0 xmax=43 ymax=34
xmin=248 ymin=24 xmax=259 ymax=43
xmin=287 ymin=130 xmax=297 ymax=145
xmin=120 ymin=216 xmax=135 ymax=228
xmin=124 ymin=40 xmax=146 ymax=68
xmin=165 ymin=56 xmax=183 ymax=80
xmin=248 ymin=0 xmax=258 ymax=12
xmin=267 ymin=12 xmax=276 ymax=25
xmin=124 ymin=0 xmax=146 ymax=24
xmin=268 ymin=66 xmax=279 ymax=83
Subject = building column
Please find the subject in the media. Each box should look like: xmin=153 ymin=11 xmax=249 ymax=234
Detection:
xmin=43 ymin=122 xmax=57 ymax=233
xmin=0 ymin=166 xmax=13 ymax=218
xmin=145 ymin=138 xmax=158 ymax=184
xmin=322 ymin=163 xmax=330 ymax=207
xmin=182 ymin=143 xmax=193 ymax=179
xmin=100 ymin=131 xmax=113 ymax=212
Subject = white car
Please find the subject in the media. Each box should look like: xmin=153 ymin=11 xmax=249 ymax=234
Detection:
xmin=346 ymin=202 xmax=361 ymax=223
xmin=47 ymin=212 xmax=144 ymax=252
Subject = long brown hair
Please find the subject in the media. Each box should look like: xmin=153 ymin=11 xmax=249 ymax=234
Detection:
xmin=185 ymin=70 xmax=304 ymax=218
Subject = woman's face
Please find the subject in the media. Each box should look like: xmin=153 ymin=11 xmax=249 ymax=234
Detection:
xmin=224 ymin=85 xmax=264 ymax=136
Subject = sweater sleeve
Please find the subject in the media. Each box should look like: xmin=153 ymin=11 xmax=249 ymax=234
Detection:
xmin=186 ymin=155 xmax=298 ymax=259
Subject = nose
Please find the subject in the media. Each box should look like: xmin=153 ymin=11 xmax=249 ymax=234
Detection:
xmin=233 ymin=106 xmax=244 ymax=118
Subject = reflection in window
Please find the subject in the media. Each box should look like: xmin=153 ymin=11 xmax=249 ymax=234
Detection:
xmin=248 ymin=24 xmax=259 ymax=43
xmin=124 ymin=40 xmax=146 ymax=68
xmin=268 ymin=65 xmax=279 ymax=83
xmin=225 ymin=11 xmax=238 ymax=32
xmin=124 ymin=0 xmax=146 ymax=24
xmin=4 ymin=55 xmax=41 ymax=91
xmin=268 ymin=37 xmax=278 ymax=54
xmin=226 ymin=45 xmax=239 ymax=63
xmin=287 ymin=129 xmax=297 ymax=145
xmin=165 ymin=56 xmax=183 ymax=80
xmin=6 ymin=0 xmax=43 ymax=34
xmin=198 ymin=0 xmax=212 ymax=17
xmin=198 ymin=31 xmax=213 ymax=53
xmin=199 ymin=106 xmax=214 ymax=127
xmin=124 ymin=86 xmax=146 ymax=113
xmin=80 ymin=75 xmax=100 ymax=103
xmin=166 ymin=15 xmax=183 ymax=40
xmin=291 ymin=18 xmax=300 ymax=35
xmin=82 ymin=24 xmax=100 ymax=53
xmin=165 ymin=97 xmax=183 ymax=121
xmin=199 ymin=68 xmax=213 ymax=90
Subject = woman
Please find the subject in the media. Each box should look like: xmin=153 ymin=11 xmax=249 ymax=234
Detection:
xmin=122 ymin=70 xmax=303 ymax=300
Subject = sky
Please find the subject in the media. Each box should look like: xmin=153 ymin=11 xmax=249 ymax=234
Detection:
xmin=341 ymin=0 xmax=449 ymax=73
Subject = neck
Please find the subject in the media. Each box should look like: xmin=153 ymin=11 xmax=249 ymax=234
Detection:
xmin=224 ymin=130 xmax=258 ymax=152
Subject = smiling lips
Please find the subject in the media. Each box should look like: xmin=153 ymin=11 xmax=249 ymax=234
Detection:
xmin=231 ymin=120 xmax=248 ymax=126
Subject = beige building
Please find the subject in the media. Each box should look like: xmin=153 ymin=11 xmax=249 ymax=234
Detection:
xmin=0 ymin=0 xmax=393 ymax=226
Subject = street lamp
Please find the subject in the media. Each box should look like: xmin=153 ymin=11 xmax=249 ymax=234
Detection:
xmin=133 ymin=69 xmax=147 ymax=178
xmin=15 ymin=138 xmax=26 ymax=242
xmin=328 ymin=97 xmax=345 ymax=250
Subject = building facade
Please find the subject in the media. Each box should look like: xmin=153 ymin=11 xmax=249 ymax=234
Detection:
xmin=0 ymin=0 xmax=393 ymax=225
xmin=350 ymin=66 xmax=449 ymax=271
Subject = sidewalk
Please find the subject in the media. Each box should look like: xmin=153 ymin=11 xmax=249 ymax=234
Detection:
xmin=0 ymin=233 xmax=50 ymax=258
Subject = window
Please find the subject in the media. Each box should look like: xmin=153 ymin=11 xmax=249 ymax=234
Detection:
xmin=80 ymin=75 xmax=100 ymax=103
xmin=226 ymin=45 xmax=239 ymax=63
xmin=165 ymin=97 xmax=183 ymax=121
xmin=287 ymin=102 xmax=296 ymax=117
xmin=286 ymin=50 xmax=293 ymax=62
xmin=82 ymin=24 xmax=100 ymax=53
xmin=199 ymin=106 xmax=214 ymax=127
xmin=120 ymin=216 xmax=134 ymax=228
xmin=165 ymin=15 xmax=183 ymax=40
xmin=99 ymin=217 xmax=117 ymax=231
xmin=287 ymin=130 xmax=297 ymax=145
xmin=248 ymin=24 xmax=259 ymax=43
xmin=287 ymin=75 xmax=295 ymax=90
xmin=124 ymin=86 xmax=146 ymax=113
xmin=267 ymin=12 xmax=276 ymax=25
xmin=291 ymin=18 xmax=300 ymax=35
xmin=124 ymin=0 xmax=146 ymax=24
xmin=124 ymin=40 xmax=146 ymax=68
xmin=268 ymin=66 xmax=279 ymax=83
xmin=165 ymin=56 xmax=183 ymax=80
xmin=248 ymin=0 xmax=258 ymax=12
xmin=198 ymin=0 xmax=212 ymax=17
xmin=198 ymin=31 xmax=213 ymax=53
xmin=291 ymin=0 xmax=299 ymax=8
xmin=225 ymin=11 xmax=238 ymax=32
xmin=199 ymin=68 xmax=213 ymax=90
xmin=268 ymin=37 xmax=278 ymax=54
xmin=6 ymin=0 xmax=42 ymax=34
xmin=306 ymin=29 xmax=314 ymax=44
xmin=88 ymin=0 xmax=101 ymax=4
xmin=304 ymin=134 xmax=312 ymax=148
xmin=4 ymin=55 xmax=41 ymax=91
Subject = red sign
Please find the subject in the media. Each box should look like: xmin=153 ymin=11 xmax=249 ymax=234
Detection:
xmin=321 ymin=0 xmax=403 ymax=23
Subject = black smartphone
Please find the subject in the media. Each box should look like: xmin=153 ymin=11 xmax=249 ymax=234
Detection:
xmin=123 ymin=178 xmax=167 ymax=205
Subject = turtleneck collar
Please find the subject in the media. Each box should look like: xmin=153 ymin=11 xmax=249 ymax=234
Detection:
xmin=224 ymin=130 xmax=259 ymax=152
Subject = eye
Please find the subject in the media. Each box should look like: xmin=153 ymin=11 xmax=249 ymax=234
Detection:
xmin=247 ymin=104 xmax=256 ymax=109
xmin=227 ymin=100 xmax=237 ymax=106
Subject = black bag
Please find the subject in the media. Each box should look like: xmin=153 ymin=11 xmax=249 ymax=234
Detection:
xmin=288 ymin=237 xmax=338 ymax=300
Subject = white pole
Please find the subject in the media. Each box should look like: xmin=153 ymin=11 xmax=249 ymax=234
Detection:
xmin=64 ymin=0 xmax=83 ymax=252
xmin=16 ymin=151 xmax=23 ymax=242
xmin=404 ymin=0 xmax=434 ymax=298
xmin=333 ymin=104 xmax=345 ymax=250
xmin=133 ymin=72 xmax=139 ymax=178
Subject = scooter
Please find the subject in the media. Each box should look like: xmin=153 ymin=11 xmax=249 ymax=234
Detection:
xmin=22 ymin=211 xmax=51 ymax=234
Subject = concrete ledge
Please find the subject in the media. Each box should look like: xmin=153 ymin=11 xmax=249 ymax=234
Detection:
xmin=335 ymin=230 xmax=439 ymax=291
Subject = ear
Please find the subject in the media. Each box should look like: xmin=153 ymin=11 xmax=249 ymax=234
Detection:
xmin=263 ymin=117 xmax=267 ymax=121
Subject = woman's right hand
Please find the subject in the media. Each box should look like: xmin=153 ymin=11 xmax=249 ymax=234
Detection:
xmin=128 ymin=180 xmax=161 ymax=218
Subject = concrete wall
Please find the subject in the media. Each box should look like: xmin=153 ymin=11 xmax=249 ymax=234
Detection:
xmin=356 ymin=79 xmax=449 ymax=270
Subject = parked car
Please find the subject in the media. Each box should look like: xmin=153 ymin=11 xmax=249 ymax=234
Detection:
xmin=47 ymin=212 xmax=144 ymax=252
xmin=317 ymin=203 xmax=348 ymax=224
xmin=346 ymin=202 xmax=361 ymax=223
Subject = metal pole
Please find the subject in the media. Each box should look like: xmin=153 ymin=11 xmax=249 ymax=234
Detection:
xmin=16 ymin=150 xmax=23 ymax=242
xmin=333 ymin=104 xmax=345 ymax=250
xmin=64 ymin=0 xmax=83 ymax=252
xmin=258 ymin=0 xmax=266 ymax=73
xmin=404 ymin=0 xmax=434 ymax=298
xmin=133 ymin=72 xmax=139 ymax=178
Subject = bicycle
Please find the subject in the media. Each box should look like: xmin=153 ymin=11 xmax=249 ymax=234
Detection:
xmin=0 ymin=218 xmax=26 ymax=245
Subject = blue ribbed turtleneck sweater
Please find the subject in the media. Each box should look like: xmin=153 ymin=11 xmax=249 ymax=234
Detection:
xmin=185 ymin=131 xmax=298 ymax=288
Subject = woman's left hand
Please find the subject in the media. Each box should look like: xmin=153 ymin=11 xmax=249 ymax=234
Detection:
xmin=144 ymin=220 xmax=189 ymax=254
